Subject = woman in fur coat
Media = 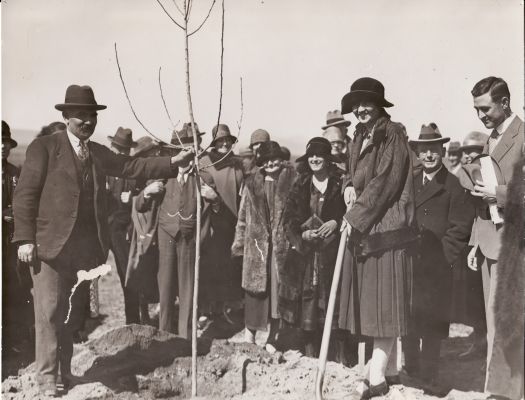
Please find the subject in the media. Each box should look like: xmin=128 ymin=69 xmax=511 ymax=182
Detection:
xmin=231 ymin=141 xmax=296 ymax=352
xmin=279 ymin=137 xmax=346 ymax=357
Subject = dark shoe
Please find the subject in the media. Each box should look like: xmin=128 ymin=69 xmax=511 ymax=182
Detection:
xmin=361 ymin=381 xmax=389 ymax=399
xmin=385 ymin=375 xmax=401 ymax=385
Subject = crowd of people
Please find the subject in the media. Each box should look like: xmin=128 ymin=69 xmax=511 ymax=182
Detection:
xmin=2 ymin=75 xmax=523 ymax=399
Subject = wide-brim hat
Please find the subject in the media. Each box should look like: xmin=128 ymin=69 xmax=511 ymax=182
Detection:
xmin=211 ymin=124 xmax=237 ymax=147
xmin=322 ymin=110 xmax=351 ymax=130
xmin=55 ymin=84 xmax=107 ymax=111
xmin=107 ymin=127 xmax=138 ymax=148
xmin=341 ymin=77 xmax=394 ymax=115
xmin=409 ymin=124 xmax=450 ymax=145
xmin=256 ymin=140 xmax=285 ymax=167
xmin=169 ymin=122 xmax=205 ymax=149
xmin=133 ymin=136 xmax=160 ymax=157
xmin=448 ymin=141 xmax=461 ymax=153
xmin=459 ymin=131 xmax=489 ymax=152
xmin=2 ymin=120 xmax=17 ymax=148
xmin=296 ymin=137 xmax=337 ymax=163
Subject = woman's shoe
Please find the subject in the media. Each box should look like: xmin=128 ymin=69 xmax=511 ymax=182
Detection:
xmin=385 ymin=375 xmax=401 ymax=385
xmin=361 ymin=381 xmax=389 ymax=399
xmin=244 ymin=328 xmax=256 ymax=344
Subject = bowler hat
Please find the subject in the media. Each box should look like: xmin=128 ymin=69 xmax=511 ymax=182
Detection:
xmin=133 ymin=136 xmax=160 ymax=157
xmin=211 ymin=124 xmax=237 ymax=147
xmin=448 ymin=141 xmax=461 ymax=154
xmin=341 ymin=77 xmax=394 ymax=115
xmin=322 ymin=110 xmax=351 ymax=130
xmin=55 ymin=85 xmax=107 ymax=111
xmin=168 ymin=122 xmax=205 ymax=149
xmin=2 ymin=121 xmax=17 ymax=148
xmin=107 ymin=127 xmax=138 ymax=148
xmin=459 ymin=131 xmax=489 ymax=152
xmin=257 ymin=141 xmax=285 ymax=167
xmin=409 ymin=124 xmax=450 ymax=145
xmin=296 ymin=137 xmax=337 ymax=163
xmin=250 ymin=129 xmax=270 ymax=147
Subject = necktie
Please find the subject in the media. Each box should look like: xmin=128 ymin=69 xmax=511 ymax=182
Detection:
xmin=423 ymin=176 xmax=430 ymax=186
xmin=78 ymin=140 xmax=89 ymax=164
xmin=488 ymin=129 xmax=499 ymax=154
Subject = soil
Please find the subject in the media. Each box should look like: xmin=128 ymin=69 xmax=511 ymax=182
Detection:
xmin=1 ymin=256 xmax=486 ymax=399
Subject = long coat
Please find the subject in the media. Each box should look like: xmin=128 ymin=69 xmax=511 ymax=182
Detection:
xmin=12 ymin=130 xmax=177 ymax=262
xmin=411 ymin=167 xmax=473 ymax=338
xmin=231 ymin=164 xmax=296 ymax=294
xmin=279 ymin=168 xmax=346 ymax=325
xmin=339 ymin=114 xmax=415 ymax=337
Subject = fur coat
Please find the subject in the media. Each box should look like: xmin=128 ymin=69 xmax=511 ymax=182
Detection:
xmin=231 ymin=164 xmax=296 ymax=294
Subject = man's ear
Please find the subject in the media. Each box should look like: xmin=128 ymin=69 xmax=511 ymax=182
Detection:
xmin=500 ymin=96 xmax=510 ymax=110
xmin=441 ymin=147 xmax=446 ymax=157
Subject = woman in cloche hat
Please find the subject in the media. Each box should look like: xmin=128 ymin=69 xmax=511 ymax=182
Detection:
xmin=279 ymin=137 xmax=347 ymax=360
xmin=338 ymin=77 xmax=415 ymax=398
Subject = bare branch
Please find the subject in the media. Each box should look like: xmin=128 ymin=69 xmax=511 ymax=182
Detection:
xmin=158 ymin=66 xmax=177 ymax=129
xmin=171 ymin=0 xmax=185 ymax=16
xmin=155 ymin=0 xmax=184 ymax=29
xmin=186 ymin=0 xmax=193 ymax=20
xmin=236 ymin=77 xmax=244 ymax=135
xmin=187 ymin=0 xmax=217 ymax=37
xmin=215 ymin=0 xmax=225 ymax=128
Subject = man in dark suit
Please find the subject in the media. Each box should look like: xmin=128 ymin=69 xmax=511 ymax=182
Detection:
xmin=467 ymin=77 xmax=524 ymax=400
xmin=13 ymin=85 xmax=193 ymax=397
xmin=403 ymin=126 xmax=473 ymax=385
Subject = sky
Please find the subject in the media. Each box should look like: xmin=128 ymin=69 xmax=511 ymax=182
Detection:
xmin=1 ymin=0 xmax=524 ymax=153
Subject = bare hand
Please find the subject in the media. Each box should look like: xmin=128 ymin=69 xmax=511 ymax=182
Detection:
xmin=3 ymin=215 xmax=14 ymax=223
xmin=200 ymin=182 xmax=218 ymax=202
xmin=171 ymin=147 xmax=195 ymax=165
xmin=302 ymin=229 xmax=320 ymax=242
xmin=471 ymin=180 xmax=496 ymax=202
xmin=18 ymin=243 xmax=35 ymax=264
xmin=144 ymin=181 xmax=165 ymax=198
xmin=467 ymin=245 xmax=478 ymax=271
xmin=316 ymin=220 xmax=337 ymax=238
xmin=120 ymin=191 xmax=131 ymax=204
xmin=343 ymin=186 xmax=357 ymax=208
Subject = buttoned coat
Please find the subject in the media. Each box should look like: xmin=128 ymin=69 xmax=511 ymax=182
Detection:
xmin=411 ymin=167 xmax=474 ymax=338
xmin=13 ymin=130 xmax=177 ymax=262
xmin=470 ymin=115 xmax=524 ymax=259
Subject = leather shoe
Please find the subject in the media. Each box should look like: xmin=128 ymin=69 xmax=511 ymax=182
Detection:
xmin=361 ymin=381 xmax=389 ymax=399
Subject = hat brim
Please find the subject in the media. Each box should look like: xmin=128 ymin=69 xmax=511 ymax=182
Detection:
xmin=341 ymin=90 xmax=394 ymax=114
xmin=256 ymin=150 xmax=285 ymax=167
xmin=2 ymin=137 xmax=18 ymax=148
xmin=107 ymin=136 xmax=138 ymax=148
xmin=296 ymin=152 xmax=337 ymax=163
xmin=55 ymin=103 xmax=107 ymax=111
xmin=321 ymin=120 xmax=351 ymax=130
xmin=210 ymin=135 xmax=238 ymax=147
xmin=409 ymin=137 xmax=450 ymax=145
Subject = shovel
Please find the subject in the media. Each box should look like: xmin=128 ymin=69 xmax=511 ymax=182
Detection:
xmin=315 ymin=224 xmax=350 ymax=400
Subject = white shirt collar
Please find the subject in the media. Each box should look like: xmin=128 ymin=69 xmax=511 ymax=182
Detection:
xmin=66 ymin=129 xmax=89 ymax=155
xmin=423 ymin=165 xmax=442 ymax=182
xmin=496 ymin=113 xmax=517 ymax=135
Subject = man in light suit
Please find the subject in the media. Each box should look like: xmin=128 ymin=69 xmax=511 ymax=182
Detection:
xmin=13 ymin=85 xmax=193 ymax=397
xmin=467 ymin=76 xmax=524 ymax=400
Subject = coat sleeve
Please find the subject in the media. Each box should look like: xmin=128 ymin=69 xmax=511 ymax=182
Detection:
xmin=135 ymin=188 xmax=154 ymax=213
xmin=346 ymin=129 xmax=409 ymax=233
xmin=231 ymin=186 xmax=248 ymax=257
xmin=95 ymin=143 xmax=178 ymax=180
xmin=442 ymin=180 xmax=475 ymax=265
xmin=283 ymin=178 xmax=308 ymax=255
xmin=12 ymin=140 xmax=48 ymax=243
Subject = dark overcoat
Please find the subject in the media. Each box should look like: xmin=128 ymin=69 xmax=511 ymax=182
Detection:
xmin=411 ymin=167 xmax=473 ymax=338
xmin=12 ymin=130 xmax=177 ymax=262
xmin=279 ymin=168 xmax=346 ymax=325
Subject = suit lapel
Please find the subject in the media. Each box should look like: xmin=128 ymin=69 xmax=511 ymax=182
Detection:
xmin=490 ymin=116 xmax=522 ymax=163
xmin=56 ymin=131 xmax=79 ymax=186
xmin=415 ymin=167 xmax=446 ymax=208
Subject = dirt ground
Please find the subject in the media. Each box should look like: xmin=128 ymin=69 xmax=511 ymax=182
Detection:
xmin=1 ymin=256 xmax=487 ymax=399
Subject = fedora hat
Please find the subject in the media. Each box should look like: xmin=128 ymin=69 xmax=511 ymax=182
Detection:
xmin=296 ymin=137 xmax=337 ymax=163
xmin=409 ymin=124 xmax=450 ymax=145
xmin=133 ymin=136 xmax=161 ymax=157
xmin=55 ymin=85 xmax=107 ymax=111
xmin=107 ymin=127 xmax=138 ymax=148
xmin=2 ymin=121 xmax=17 ymax=148
xmin=257 ymin=140 xmax=285 ymax=167
xmin=341 ymin=77 xmax=394 ymax=115
xmin=322 ymin=110 xmax=351 ymax=130
xmin=459 ymin=131 xmax=489 ymax=152
xmin=169 ymin=122 xmax=205 ymax=149
xmin=249 ymin=129 xmax=270 ymax=147
xmin=448 ymin=141 xmax=461 ymax=154
xmin=211 ymin=124 xmax=237 ymax=147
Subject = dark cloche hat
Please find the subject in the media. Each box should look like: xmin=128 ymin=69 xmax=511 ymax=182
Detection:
xmin=257 ymin=140 xmax=285 ymax=167
xmin=55 ymin=84 xmax=107 ymax=111
xmin=296 ymin=137 xmax=337 ymax=163
xmin=2 ymin=121 xmax=18 ymax=148
xmin=107 ymin=127 xmax=138 ymax=148
xmin=211 ymin=124 xmax=237 ymax=147
xmin=341 ymin=77 xmax=394 ymax=115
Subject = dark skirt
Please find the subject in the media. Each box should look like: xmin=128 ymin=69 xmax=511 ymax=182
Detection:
xmin=338 ymin=246 xmax=412 ymax=337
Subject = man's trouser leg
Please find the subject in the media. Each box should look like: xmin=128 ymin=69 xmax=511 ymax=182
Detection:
xmin=176 ymin=236 xmax=195 ymax=340
xmin=157 ymin=228 xmax=177 ymax=333
xmin=109 ymin=225 xmax=140 ymax=324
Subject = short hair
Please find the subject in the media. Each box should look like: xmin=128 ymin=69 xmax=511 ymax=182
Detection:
xmin=37 ymin=121 xmax=66 ymax=137
xmin=471 ymin=76 xmax=510 ymax=102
